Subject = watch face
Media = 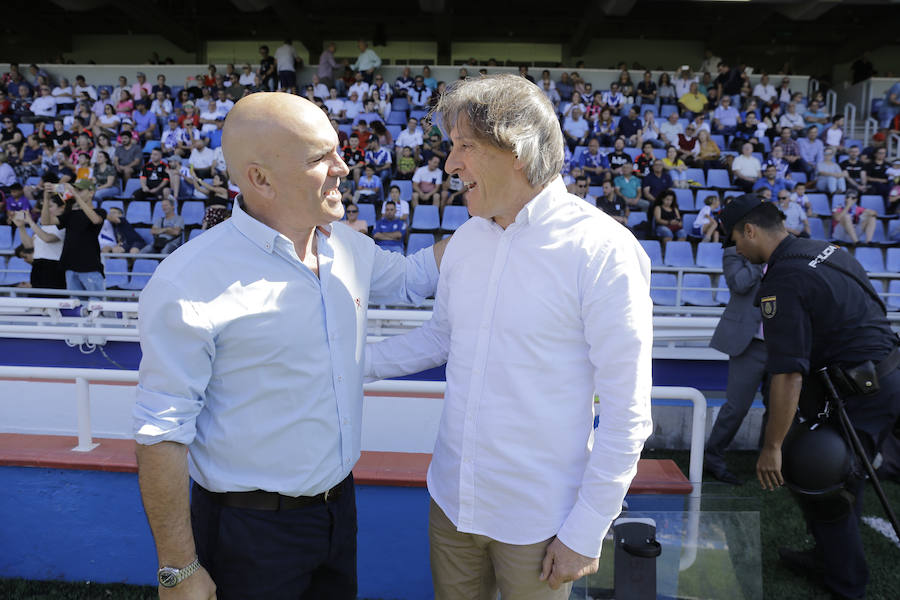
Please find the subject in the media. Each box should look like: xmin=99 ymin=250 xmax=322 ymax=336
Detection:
xmin=159 ymin=568 xmax=178 ymax=587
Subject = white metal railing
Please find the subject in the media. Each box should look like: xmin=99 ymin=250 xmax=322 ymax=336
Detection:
xmin=865 ymin=116 xmax=879 ymax=146
xmin=844 ymin=102 xmax=857 ymax=139
xmin=825 ymin=89 xmax=838 ymax=116
xmin=891 ymin=133 xmax=900 ymax=160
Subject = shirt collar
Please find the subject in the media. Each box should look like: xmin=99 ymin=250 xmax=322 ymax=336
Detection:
xmin=512 ymin=176 xmax=566 ymax=227
xmin=766 ymin=234 xmax=798 ymax=272
xmin=231 ymin=196 xmax=332 ymax=255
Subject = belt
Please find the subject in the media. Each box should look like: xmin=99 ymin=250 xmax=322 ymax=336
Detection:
xmin=194 ymin=476 xmax=348 ymax=511
xmin=877 ymin=346 xmax=900 ymax=378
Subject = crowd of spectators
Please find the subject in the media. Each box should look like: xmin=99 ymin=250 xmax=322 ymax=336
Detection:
xmin=1 ymin=48 xmax=899 ymax=292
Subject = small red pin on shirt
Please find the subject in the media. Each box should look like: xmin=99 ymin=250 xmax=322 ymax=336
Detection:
xmin=355 ymin=297 xmax=361 ymax=308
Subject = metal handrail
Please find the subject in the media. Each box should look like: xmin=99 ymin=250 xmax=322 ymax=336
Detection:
xmin=825 ymin=89 xmax=838 ymax=116
xmin=844 ymin=102 xmax=857 ymax=139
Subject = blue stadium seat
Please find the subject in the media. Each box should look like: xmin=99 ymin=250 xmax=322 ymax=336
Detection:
xmin=696 ymin=242 xmax=723 ymax=269
xmin=410 ymin=204 xmax=439 ymax=231
xmin=845 ymin=139 xmax=863 ymax=150
xmin=409 ymin=109 xmax=428 ymax=121
xmin=391 ymin=97 xmax=409 ymax=113
xmin=386 ymin=124 xmax=402 ymax=139
xmin=640 ymin=105 xmax=658 ymax=117
xmin=441 ymin=205 xmax=469 ymax=232
xmin=356 ymin=203 xmax=376 ymax=225
xmin=18 ymin=123 xmax=34 ymax=137
xmin=870 ymin=278 xmax=885 ymax=300
xmin=125 ymin=200 xmax=151 ymax=224
xmin=663 ymin=241 xmax=694 ymax=267
xmin=870 ymin=221 xmax=887 ymax=245
xmin=650 ymin=273 xmax=678 ymax=306
xmin=588 ymin=185 xmax=603 ymax=198
xmin=672 ymin=188 xmax=694 ymax=210
xmin=659 ymin=104 xmax=678 ymax=118
xmin=181 ymin=201 xmax=205 ymax=226
xmin=2 ymin=257 xmax=31 ymax=285
xmin=682 ymin=214 xmax=696 ymax=237
xmin=706 ymin=169 xmax=731 ymax=189
xmin=624 ymin=148 xmax=640 ymax=161
xmin=142 ymin=140 xmax=161 ymax=154
xmin=122 ymin=258 xmax=159 ymax=290
xmin=855 ymin=247 xmax=885 ymax=272
xmin=390 ymin=180 xmax=413 ymax=202
xmin=860 ymin=194 xmax=885 ymax=216
xmin=135 ymin=227 xmax=153 ymax=247
xmin=122 ymin=178 xmax=142 ymax=198
xmin=0 ymin=225 xmax=13 ymax=251
xmin=639 ymin=240 xmax=663 ymax=266
xmin=151 ymin=201 xmax=166 ymax=224
xmin=338 ymin=124 xmax=353 ymax=138
xmin=103 ymin=258 xmax=129 ymax=289
xmin=682 ymin=273 xmax=719 ymax=306
xmin=387 ymin=112 xmax=408 ymax=126
xmin=207 ymin=129 xmax=223 ymax=149
xmin=792 ymin=171 xmax=808 ymax=184
xmin=887 ymin=248 xmax=900 ymax=273
xmin=808 ymin=218 xmax=828 ymax=240
xmin=724 ymin=190 xmax=743 ymax=200
xmin=627 ymin=211 xmax=647 ymax=227
xmin=652 ymin=148 xmax=667 ymax=160
xmin=406 ymin=233 xmax=434 ymax=255
xmin=684 ymin=168 xmax=705 ymax=187
xmin=25 ymin=176 xmax=41 ymax=188
xmin=715 ymin=277 xmax=731 ymax=305
xmin=888 ymin=281 xmax=900 ymax=312
xmin=100 ymin=200 xmax=124 ymax=213
xmin=831 ymin=194 xmax=846 ymax=210
xmin=711 ymin=134 xmax=726 ymax=149
xmin=695 ymin=189 xmax=719 ymax=211
xmin=806 ymin=194 xmax=831 ymax=217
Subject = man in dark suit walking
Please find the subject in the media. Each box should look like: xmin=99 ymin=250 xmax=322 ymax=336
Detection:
xmin=705 ymin=245 xmax=767 ymax=484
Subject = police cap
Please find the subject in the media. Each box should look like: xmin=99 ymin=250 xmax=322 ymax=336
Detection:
xmin=721 ymin=193 xmax=764 ymax=241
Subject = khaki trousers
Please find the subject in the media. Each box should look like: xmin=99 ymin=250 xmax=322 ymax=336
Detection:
xmin=429 ymin=500 xmax=574 ymax=600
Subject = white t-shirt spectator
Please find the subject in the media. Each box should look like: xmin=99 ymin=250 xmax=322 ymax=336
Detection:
xmin=75 ymin=84 xmax=98 ymax=101
xmin=563 ymin=116 xmax=590 ymax=140
xmin=343 ymin=101 xmax=364 ymax=122
xmin=216 ymin=99 xmax=235 ymax=117
xmin=275 ymin=44 xmax=297 ymax=72
xmin=409 ymin=87 xmax=432 ymax=108
xmin=324 ymin=98 xmax=344 ymax=117
xmin=396 ymin=127 xmax=424 ymax=149
xmin=239 ymin=71 xmax=257 ymax=87
xmin=659 ymin=121 xmax=683 ymax=145
xmin=752 ymin=83 xmax=777 ymax=103
xmin=200 ymin=109 xmax=222 ymax=133
xmin=312 ymin=83 xmax=329 ymax=99
xmin=413 ymin=165 xmax=443 ymax=189
xmin=190 ymin=146 xmax=217 ymax=170
xmin=30 ymin=95 xmax=58 ymax=118
xmin=151 ymin=98 xmax=173 ymax=119
xmin=732 ymin=154 xmax=762 ymax=179
xmin=52 ymin=85 xmax=74 ymax=105
xmin=348 ymin=81 xmax=370 ymax=100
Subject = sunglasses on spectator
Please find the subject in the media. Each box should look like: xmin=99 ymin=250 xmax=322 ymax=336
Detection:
xmin=778 ymin=195 xmax=789 ymax=199
xmin=347 ymin=209 xmax=358 ymax=213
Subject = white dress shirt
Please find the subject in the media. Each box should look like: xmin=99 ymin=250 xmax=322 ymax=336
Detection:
xmin=366 ymin=177 xmax=653 ymax=557
xmin=133 ymin=201 xmax=439 ymax=497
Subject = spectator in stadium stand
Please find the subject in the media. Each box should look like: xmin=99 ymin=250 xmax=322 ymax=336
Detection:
xmin=778 ymin=101 xmax=806 ymax=135
xmin=140 ymin=196 xmax=183 ymax=254
xmin=51 ymin=77 xmax=75 ymax=111
xmin=601 ymin=82 xmax=625 ymax=116
xmin=606 ymin=136 xmax=632 ymax=176
xmin=562 ymin=106 xmax=590 ymax=151
xmin=700 ymin=49 xmax=722 ymax=76
xmin=692 ymin=194 xmax=720 ymax=242
xmin=593 ymin=107 xmax=616 ymax=147
xmin=99 ymin=206 xmax=143 ymax=255
xmin=636 ymin=70 xmax=657 ymax=105
xmin=796 ymin=125 xmax=824 ymax=181
xmin=3 ymin=182 xmax=30 ymax=222
xmin=115 ymin=89 xmax=134 ymax=119
xmin=712 ymin=95 xmax=740 ymax=136
xmin=731 ymin=141 xmax=763 ymax=192
xmin=90 ymin=103 xmax=118 ymax=139
xmin=634 ymin=141 xmax=655 ymax=177
xmin=188 ymin=136 xmax=217 ymax=180
xmin=343 ymin=91 xmax=364 ymax=124
xmin=637 ymin=109 xmax=663 ymax=149
xmin=676 ymin=124 xmax=700 ymax=166
xmin=833 ymin=189 xmax=878 ymax=245
xmin=396 ymin=117 xmax=424 ymax=161
xmin=354 ymin=164 xmax=383 ymax=205
xmin=11 ymin=196 xmax=65 ymax=289
xmin=258 ymin=45 xmax=277 ymax=91
xmin=16 ymin=134 xmax=42 ymax=179
xmin=176 ymin=121 xmax=201 ymax=157
xmin=395 ymin=66 xmax=414 ymax=98
xmin=659 ymin=111 xmax=684 ymax=146
xmin=215 ymin=88 xmax=235 ymax=117
xmin=111 ymin=75 xmax=128 ymax=105
xmin=238 ymin=63 xmax=256 ymax=88
xmin=802 ymin=99 xmax=830 ymax=129
xmin=715 ymin=62 xmax=742 ymax=102
xmin=199 ymin=100 xmax=222 ymax=134
xmin=595 ymin=179 xmax=628 ymax=225
xmin=877 ymin=79 xmax=900 ymax=127
xmin=773 ymin=126 xmax=808 ymax=176
xmin=730 ymin=111 xmax=764 ymax=153
xmin=408 ymin=76 xmax=432 ymax=111
xmin=0 ymin=90 xmax=12 ymax=116
xmin=113 ymin=133 xmax=142 ymax=182
xmin=763 ymin=144 xmax=790 ymax=180
xmin=91 ymin=149 xmax=119 ymax=201
xmin=348 ymin=71 xmax=371 ymax=103
xmin=777 ymin=189 xmax=810 ymax=238
xmin=131 ymin=72 xmax=152 ymax=102
xmin=662 ymin=145 xmax=690 ymax=188
xmin=790 ymin=182 xmax=812 ymax=216
xmin=342 ymin=133 xmax=366 ymax=184
xmin=678 ymin=81 xmax=707 ymax=121
xmin=642 ymin=160 xmax=674 ymax=205
xmin=673 ymin=65 xmax=696 ymax=100
xmin=696 ymin=128 xmax=723 ymax=170
xmin=343 ymin=202 xmax=368 ymax=234
xmin=316 ymin=42 xmax=340 ymax=88
xmin=51 ymin=182 xmax=106 ymax=293
xmin=865 ymin=146 xmax=891 ymax=199
xmin=815 ymin=147 xmax=849 ymax=195
xmin=152 ymin=74 xmax=172 ymax=99
xmin=394 ymin=145 xmax=416 ymax=180
xmin=364 ymin=136 xmax=392 ymax=186
xmin=840 ymin=145 xmax=868 ymax=194
xmin=751 ymin=73 xmax=777 ymax=106
xmin=657 ymin=72 xmax=677 ymax=105
xmin=614 ymin=160 xmax=645 ymax=211
xmin=372 ymin=199 xmax=406 ymax=253
xmin=132 ymin=101 xmax=157 ymax=142
xmin=541 ymin=79 xmax=561 ymax=109
xmin=616 ymin=105 xmax=642 ymax=147
xmin=579 ymin=138 xmax=608 ymax=186
xmin=752 ymin=163 xmax=790 ymax=197
xmin=351 ymin=40 xmax=381 ymax=84
xmin=150 ymin=90 xmax=173 ymax=130
xmin=203 ymin=65 xmax=217 ymax=88
xmin=412 ymin=155 xmax=443 ymax=209
xmin=421 ymin=131 xmax=449 ymax=168
xmin=29 ymin=84 xmax=58 ymax=120
xmin=823 ymin=114 xmax=845 ymax=152
xmin=650 ymin=189 xmax=686 ymax=241
xmin=555 ymin=71 xmax=573 ymax=102
xmin=570 ymin=174 xmax=596 ymax=205
xmin=133 ymin=148 xmax=169 ymax=203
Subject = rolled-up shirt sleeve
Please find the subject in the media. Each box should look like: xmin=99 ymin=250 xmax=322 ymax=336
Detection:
xmin=369 ymin=244 xmax=438 ymax=306
xmin=556 ymin=240 xmax=654 ymax=558
xmin=133 ymin=277 xmax=215 ymax=446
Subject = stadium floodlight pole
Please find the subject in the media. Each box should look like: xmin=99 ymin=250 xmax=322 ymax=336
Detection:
xmin=817 ymin=367 xmax=900 ymax=542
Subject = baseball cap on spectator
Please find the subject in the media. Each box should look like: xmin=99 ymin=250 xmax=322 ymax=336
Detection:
xmin=121 ymin=117 xmax=134 ymax=125
xmin=183 ymin=101 xmax=195 ymax=108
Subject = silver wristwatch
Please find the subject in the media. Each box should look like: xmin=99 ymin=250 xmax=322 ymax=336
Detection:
xmin=157 ymin=556 xmax=201 ymax=588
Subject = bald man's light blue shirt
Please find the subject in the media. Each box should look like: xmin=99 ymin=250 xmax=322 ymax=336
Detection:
xmin=133 ymin=202 xmax=438 ymax=496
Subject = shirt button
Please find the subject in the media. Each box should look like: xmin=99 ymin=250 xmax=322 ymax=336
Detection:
xmin=343 ymin=418 xmax=349 ymax=425
xmin=337 ymin=375 xmax=343 ymax=382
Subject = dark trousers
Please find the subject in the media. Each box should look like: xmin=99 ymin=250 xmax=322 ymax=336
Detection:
xmin=801 ymin=369 xmax=900 ymax=598
xmin=191 ymin=476 xmax=358 ymax=600
xmin=705 ymin=338 xmax=768 ymax=469
xmin=278 ymin=70 xmax=297 ymax=92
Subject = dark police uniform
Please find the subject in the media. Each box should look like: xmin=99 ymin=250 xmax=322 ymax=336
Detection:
xmin=758 ymin=234 xmax=900 ymax=598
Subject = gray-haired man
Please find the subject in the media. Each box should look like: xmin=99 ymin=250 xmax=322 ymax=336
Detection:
xmin=366 ymin=74 xmax=653 ymax=599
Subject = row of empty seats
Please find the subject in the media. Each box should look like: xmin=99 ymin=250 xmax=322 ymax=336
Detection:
xmin=0 ymin=256 xmax=159 ymax=289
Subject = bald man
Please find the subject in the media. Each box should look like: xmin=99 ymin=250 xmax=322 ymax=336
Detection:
xmin=133 ymin=93 xmax=447 ymax=599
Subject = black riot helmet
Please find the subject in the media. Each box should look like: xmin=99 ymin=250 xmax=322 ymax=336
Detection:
xmin=782 ymin=423 xmax=852 ymax=496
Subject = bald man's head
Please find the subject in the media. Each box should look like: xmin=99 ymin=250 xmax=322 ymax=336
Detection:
xmin=222 ymin=92 xmax=349 ymax=232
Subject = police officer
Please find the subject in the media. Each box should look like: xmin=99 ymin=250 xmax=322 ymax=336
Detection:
xmin=722 ymin=194 xmax=900 ymax=600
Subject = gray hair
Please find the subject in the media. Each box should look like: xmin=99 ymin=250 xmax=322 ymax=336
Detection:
xmin=431 ymin=74 xmax=564 ymax=188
